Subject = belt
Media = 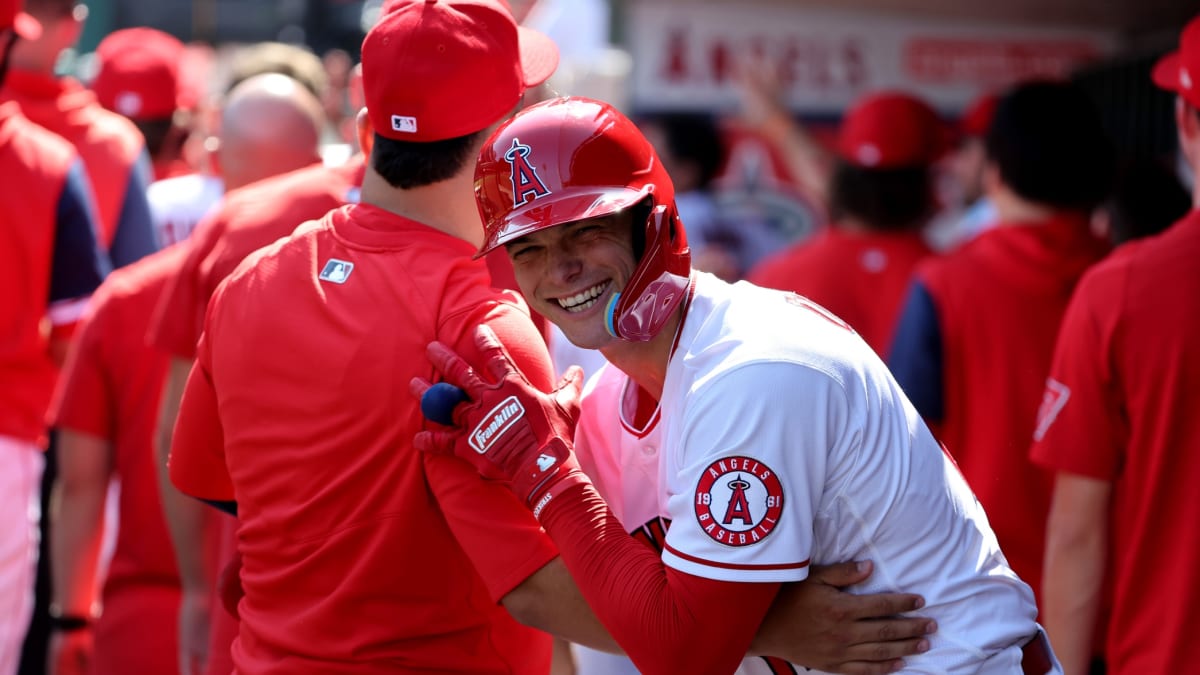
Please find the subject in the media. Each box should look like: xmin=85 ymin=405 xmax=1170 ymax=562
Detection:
xmin=1021 ymin=630 xmax=1055 ymax=675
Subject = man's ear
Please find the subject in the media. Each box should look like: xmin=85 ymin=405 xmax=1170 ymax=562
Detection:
xmin=356 ymin=108 xmax=374 ymax=158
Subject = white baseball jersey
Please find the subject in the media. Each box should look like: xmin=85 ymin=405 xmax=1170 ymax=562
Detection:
xmin=146 ymin=172 xmax=223 ymax=248
xmin=575 ymin=272 xmax=1045 ymax=674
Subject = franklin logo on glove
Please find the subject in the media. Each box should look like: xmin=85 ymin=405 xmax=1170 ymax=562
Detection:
xmin=470 ymin=396 xmax=525 ymax=454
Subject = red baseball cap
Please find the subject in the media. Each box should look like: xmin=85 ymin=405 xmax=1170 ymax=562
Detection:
xmin=361 ymin=0 xmax=558 ymax=142
xmin=91 ymin=27 xmax=186 ymax=120
xmin=0 ymin=0 xmax=41 ymax=40
xmin=1152 ymin=14 xmax=1200 ymax=110
xmin=837 ymin=91 xmax=945 ymax=169
xmin=959 ymin=92 xmax=999 ymax=139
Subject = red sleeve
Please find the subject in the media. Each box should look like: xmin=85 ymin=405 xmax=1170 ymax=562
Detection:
xmin=149 ymin=214 xmax=222 ymax=359
xmin=424 ymin=301 xmax=558 ymax=601
xmin=541 ymin=483 xmax=779 ymax=675
xmin=169 ymin=311 xmax=234 ymax=501
xmin=50 ymin=293 xmax=115 ymax=438
xmin=1030 ymin=267 xmax=1125 ymax=480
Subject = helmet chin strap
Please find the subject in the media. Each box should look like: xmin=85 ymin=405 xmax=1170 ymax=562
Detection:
xmin=604 ymin=292 xmax=622 ymax=338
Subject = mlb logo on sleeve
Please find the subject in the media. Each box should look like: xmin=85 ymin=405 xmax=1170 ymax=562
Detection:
xmin=319 ymin=259 xmax=354 ymax=284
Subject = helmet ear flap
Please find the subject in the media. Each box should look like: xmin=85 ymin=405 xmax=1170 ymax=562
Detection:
xmin=629 ymin=197 xmax=653 ymax=261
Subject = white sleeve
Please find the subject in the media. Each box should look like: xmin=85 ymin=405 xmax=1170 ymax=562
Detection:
xmin=661 ymin=360 xmax=853 ymax=583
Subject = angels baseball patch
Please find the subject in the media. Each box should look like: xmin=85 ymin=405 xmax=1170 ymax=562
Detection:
xmin=694 ymin=456 xmax=784 ymax=547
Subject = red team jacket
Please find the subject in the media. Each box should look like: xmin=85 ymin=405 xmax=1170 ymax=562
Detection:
xmin=1 ymin=69 xmax=157 ymax=267
xmin=888 ymin=213 xmax=1109 ymax=604
xmin=0 ymin=101 xmax=107 ymax=446
xmin=748 ymin=226 xmax=933 ymax=357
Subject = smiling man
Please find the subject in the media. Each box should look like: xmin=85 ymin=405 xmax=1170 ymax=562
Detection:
xmin=417 ymin=96 xmax=1056 ymax=675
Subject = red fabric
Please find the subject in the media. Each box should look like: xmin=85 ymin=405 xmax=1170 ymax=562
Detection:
xmin=1030 ymin=210 xmax=1200 ymax=675
xmin=171 ymin=203 xmax=558 ymax=673
xmin=360 ymin=0 xmax=557 ymax=141
xmin=90 ymin=585 xmax=180 ymax=675
xmin=91 ymin=27 xmax=185 ymax=120
xmin=150 ymin=158 xmax=364 ymax=360
xmin=1151 ymin=16 xmax=1200 ymax=110
xmin=48 ymin=246 xmax=199 ymax=673
xmin=52 ymin=246 xmax=187 ymax=587
xmin=1 ymin=70 xmax=145 ymax=247
xmin=836 ymin=91 xmax=945 ymax=168
xmin=540 ymin=482 xmax=779 ymax=675
xmin=749 ymin=227 xmax=933 ymax=357
xmin=0 ymin=102 xmax=78 ymax=445
xmin=916 ymin=213 xmax=1109 ymax=605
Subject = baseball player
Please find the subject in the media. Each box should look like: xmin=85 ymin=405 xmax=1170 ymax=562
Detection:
xmin=0 ymin=1 xmax=110 ymax=670
xmin=414 ymin=96 xmax=1055 ymax=674
xmin=749 ymin=91 xmax=941 ymax=357
xmin=90 ymin=27 xmax=196 ymax=182
xmin=1 ymin=0 xmax=157 ymax=269
xmin=47 ymin=245 xmax=193 ymax=675
xmin=887 ymin=81 xmax=1114 ymax=605
xmin=164 ymin=1 xmax=585 ymax=671
xmin=1031 ymin=14 xmax=1200 ymax=675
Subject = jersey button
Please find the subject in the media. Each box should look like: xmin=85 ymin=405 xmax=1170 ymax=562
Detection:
xmin=641 ymin=446 xmax=656 ymax=456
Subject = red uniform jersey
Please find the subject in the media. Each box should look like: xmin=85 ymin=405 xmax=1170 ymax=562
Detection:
xmin=1 ymin=69 xmax=157 ymax=267
xmin=1030 ymin=209 xmax=1200 ymax=674
xmin=0 ymin=101 xmax=107 ymax=445
xmin=170 ymin=203 xmax=559 ymax=674
xmin=888 ymin=214 xmax=1108 ymax=602
xmin=49 ymin=245 xmax=188 ymax=675
xmin=748 ymin=226 xmax=933 ymax=357
xmin=150 ymin=159 xmax=364 ymax=360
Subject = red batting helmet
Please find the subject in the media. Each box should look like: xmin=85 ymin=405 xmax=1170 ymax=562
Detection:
xmin=475 ymin=96 xmax=691 ymax=342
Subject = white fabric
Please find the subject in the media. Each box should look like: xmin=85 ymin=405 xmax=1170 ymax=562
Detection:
xmin=146 ymin=173 xmax=224 ymax=248
xmin=0 ymin=437 xmax=44 ymax=675
xmin=574 ymin=272 xmax=1048 ymax=674
xmin=46 ymin=296 xmax=91 ymax=326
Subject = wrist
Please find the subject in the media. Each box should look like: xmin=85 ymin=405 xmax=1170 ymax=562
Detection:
xmin=530 ymin=468 xmax=590 ymax=521
xmin=48 ymin=603 xmax=98 ymax=633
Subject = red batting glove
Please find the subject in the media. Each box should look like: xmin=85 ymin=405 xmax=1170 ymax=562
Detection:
xmin=411 ymin=325 xmax=589 ymax=518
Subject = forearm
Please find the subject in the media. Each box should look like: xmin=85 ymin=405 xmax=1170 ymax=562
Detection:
xmin=503 ymin=556 xmax=623 ymax=654
xmin=1042 ymin=476 xmax=1110 ymax=675
xmin=156 ymin=363 xmax=211 ymax=591
xmin=539 ymin=482 xmax=777 ymax=675
xmin=49 ymin=477 xmax=107 ymax=617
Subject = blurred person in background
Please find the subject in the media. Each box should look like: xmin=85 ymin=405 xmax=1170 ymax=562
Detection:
xmin=44 ymin=70 xmax=325 ymax=675
xmin=90 ymin=26 xmax=198 ymax=182
xmin=0 ymin=0 xmax=110 ymax=671
xmin=748 ymin=90 xmax=943 ymax=358
xmin=888 ymin=79 xmax=1115 ymax=610
xmin=1030 ymin=15 xmax=1200 ymax=674
xmin=1 ymin=0 xmax=157 ymax=269
xmin=90 ymin=26 xmax=221 ymax=248
xmin=926 ymin=92 xmax=1000 ymax=251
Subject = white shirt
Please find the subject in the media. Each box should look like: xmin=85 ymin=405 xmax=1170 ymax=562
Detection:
xmin=146 ymin=172 xmax=223 ymax=248
xmin=575 ymin=272 xmax=1044 ymax=674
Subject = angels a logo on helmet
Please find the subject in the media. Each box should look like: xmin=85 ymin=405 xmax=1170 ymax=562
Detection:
xmin=504 ymin=137 xmax=552 ymax=207
xmin=694 ymin=456 xmax=784 ymax=547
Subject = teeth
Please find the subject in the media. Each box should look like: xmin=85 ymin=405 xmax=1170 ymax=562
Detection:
xmin=557 ymin=283 xmax=607 ymax=311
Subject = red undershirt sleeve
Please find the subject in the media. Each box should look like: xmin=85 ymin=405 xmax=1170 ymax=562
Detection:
xmin=539 ymin=481 xmax=780 ymax=675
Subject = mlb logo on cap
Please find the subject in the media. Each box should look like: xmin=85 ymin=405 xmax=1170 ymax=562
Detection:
xmin=391 ymin=115 xmax=418 ymax=134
